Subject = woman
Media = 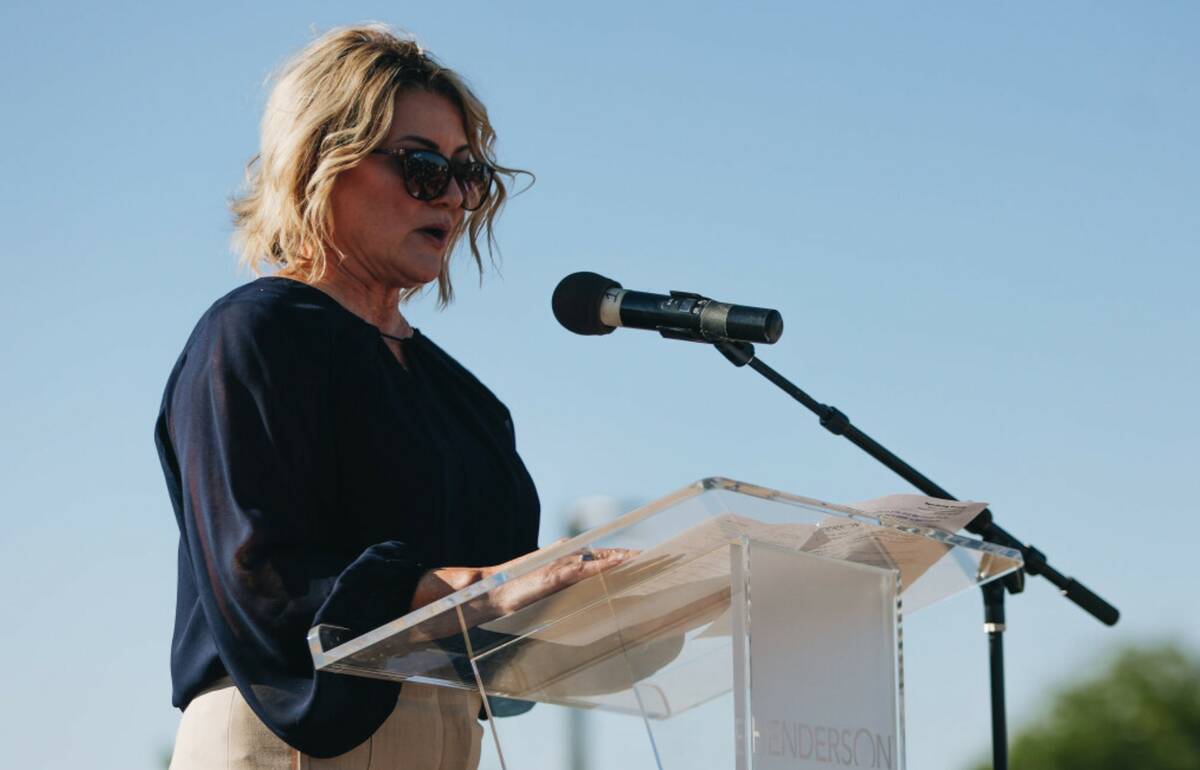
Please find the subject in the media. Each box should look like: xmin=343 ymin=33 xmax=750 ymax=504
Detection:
xmin=156 ymin=24 xmax=625 ymax=769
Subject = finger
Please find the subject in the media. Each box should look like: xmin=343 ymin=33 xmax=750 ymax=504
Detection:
xmin=590 ymin=548 xmax=638 ymax=561
xmin=571 ymin=548 xmax=627 ymax=564
xmin=545 ymin=549 xmax=635 ymax=587
xmin=568 ymin=546 xmax=628 ymax=563
xmin=578 ymin=551 xmax=632 ymax=575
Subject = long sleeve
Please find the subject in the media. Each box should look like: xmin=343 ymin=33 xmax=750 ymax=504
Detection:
xmin=157 ymin=292 xmax=425 ymax=757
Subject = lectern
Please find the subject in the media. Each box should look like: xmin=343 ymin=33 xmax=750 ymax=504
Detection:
xmin=309 ymin=478 xmax=1022 ymax=769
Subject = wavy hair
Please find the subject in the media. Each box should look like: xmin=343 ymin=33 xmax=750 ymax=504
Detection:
xmin=231 ymin=23 xmax=527 ymax=304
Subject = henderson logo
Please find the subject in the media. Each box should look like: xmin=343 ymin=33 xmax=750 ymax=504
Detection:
xmin=756 ymin=721 xmax=896 ymax=769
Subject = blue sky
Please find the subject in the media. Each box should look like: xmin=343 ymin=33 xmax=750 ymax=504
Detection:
xmin=1 ymin=2 xmax=1196 ymax=768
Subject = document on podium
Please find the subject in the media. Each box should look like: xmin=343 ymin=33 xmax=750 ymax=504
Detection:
xmin=850 ymin=494 xmax=986 ymax=533
xmin=802 ymin=494 xmax=988 ymax=590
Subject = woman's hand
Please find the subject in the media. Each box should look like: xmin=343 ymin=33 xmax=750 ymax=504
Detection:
xmin=479 ymin=547 xmax=633 ymax=616
xmin=410 ymin=545 xmax=634 ymax=617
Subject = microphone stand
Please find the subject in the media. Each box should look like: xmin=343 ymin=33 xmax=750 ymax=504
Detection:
xmin=710 ymin=340 xmax=1119 ymax=770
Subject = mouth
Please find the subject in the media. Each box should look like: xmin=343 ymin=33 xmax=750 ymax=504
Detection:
xmin=416 ymin=225 xmax=450 ymax=246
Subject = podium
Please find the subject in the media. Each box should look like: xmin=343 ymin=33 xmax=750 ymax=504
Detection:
xmin=309 ymin=478 xmax=1022 ymax=769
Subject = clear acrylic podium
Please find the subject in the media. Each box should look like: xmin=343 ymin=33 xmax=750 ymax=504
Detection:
xmin=309 ymin=478 xmax=1022 ymax=769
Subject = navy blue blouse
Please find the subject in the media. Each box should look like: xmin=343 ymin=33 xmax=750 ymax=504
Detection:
xmin=154 ymin=277 xmax=540 ymax=757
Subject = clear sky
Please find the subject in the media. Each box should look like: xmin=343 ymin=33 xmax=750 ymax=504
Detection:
xmin=1 ymin=2 xmax=1196 ymax=769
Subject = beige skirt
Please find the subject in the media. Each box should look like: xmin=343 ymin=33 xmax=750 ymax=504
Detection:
xmin=168 ymin=679 xmax=484 ymax=770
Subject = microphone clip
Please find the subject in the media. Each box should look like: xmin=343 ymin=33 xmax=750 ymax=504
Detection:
xmin=656 ymin=290 xmax=718 ymax=343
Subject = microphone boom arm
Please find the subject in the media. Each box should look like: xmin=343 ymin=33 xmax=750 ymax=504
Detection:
xmin=713 ymin=339 xmax=1119 ymax=624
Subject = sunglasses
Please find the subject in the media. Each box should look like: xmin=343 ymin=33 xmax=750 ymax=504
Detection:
xmin=370 ymin=147 xmax=494 ymax=211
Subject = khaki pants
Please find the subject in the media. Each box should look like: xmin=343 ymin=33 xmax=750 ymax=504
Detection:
xmin=169 ymin=679 xmax=484 ymax=770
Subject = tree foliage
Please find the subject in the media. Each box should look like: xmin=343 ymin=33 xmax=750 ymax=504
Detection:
xmin=972 ymin=643 xmax=1200 ymax=770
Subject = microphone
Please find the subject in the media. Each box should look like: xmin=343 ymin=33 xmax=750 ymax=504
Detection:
xmin=552 ymin=271 xmax=784 ymax=344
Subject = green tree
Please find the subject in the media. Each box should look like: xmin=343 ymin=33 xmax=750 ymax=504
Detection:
xmin=971 ymin=643 xmax=1200 ymax=770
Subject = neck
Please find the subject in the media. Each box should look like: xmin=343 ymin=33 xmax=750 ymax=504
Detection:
xmin=306 ymin=259 xmax=412 ymax=338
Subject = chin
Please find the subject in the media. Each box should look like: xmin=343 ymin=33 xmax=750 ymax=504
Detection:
xmin=387 ymin=252 xmax=444 ymax=289
xmin=395 ymin=265 xmax=444 ymax=290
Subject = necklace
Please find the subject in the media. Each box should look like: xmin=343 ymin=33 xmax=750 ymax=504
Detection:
xmin=378 ymin=331 xmax=412 ymax=343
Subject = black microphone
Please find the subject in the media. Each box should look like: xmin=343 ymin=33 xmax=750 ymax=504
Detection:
xmin=552 ymin=271 xmax=784 ymax=344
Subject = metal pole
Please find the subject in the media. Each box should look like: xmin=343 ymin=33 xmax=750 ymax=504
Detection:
xmin=983 ymin=581 xmax=1008 ymax=770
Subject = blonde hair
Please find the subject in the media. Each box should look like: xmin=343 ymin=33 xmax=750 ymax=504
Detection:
xmin=232 ymin=23 xmax=526 ymax=304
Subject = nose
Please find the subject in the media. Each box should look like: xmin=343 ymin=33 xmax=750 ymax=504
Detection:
xmin=432 ymin=175 xmax=466 ymax=210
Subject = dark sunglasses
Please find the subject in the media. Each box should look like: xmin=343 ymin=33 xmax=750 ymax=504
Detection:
xmin=370 ymin=148 xmax=494 ymax=211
